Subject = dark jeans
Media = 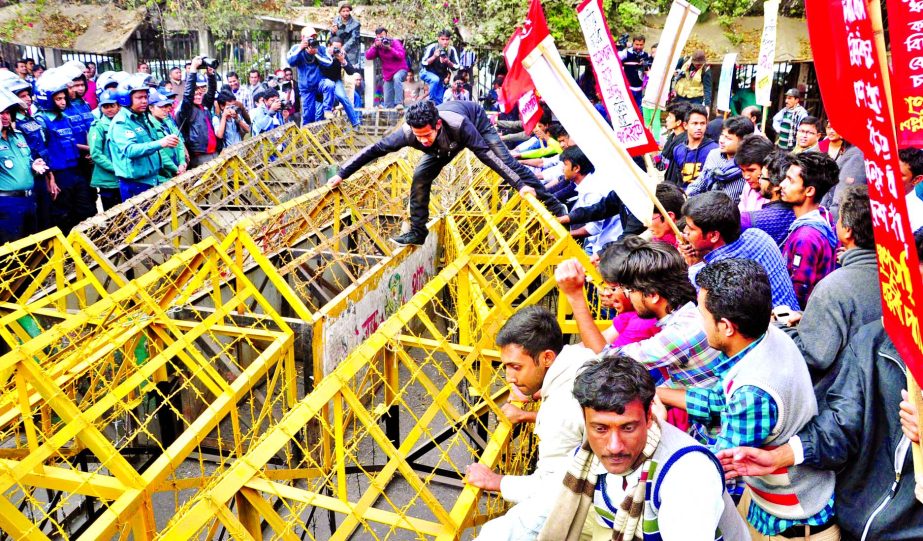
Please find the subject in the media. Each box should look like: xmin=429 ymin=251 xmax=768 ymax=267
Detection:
xmin=407 ymin=131 xmax=566 ymax=232
xmin=50 ymin=168 xmax=96 ymax=235
xmin=0 ymin=194 xmax=36 ymax=245
xmin=98 ymin=187 xmax=122 ymax=211
xmin=119 ymin=179 xmax=154 ymax=202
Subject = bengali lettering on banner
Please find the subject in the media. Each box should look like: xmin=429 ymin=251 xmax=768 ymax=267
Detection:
xmin=755 ymin=0 xmax=779 ymax=106
xmin=886 ymin=0 xmax=923 ymax=146
xmin=576 ymin=0 xmax=658 ymax=156
xmin=716 ymin=53 xmax=738 ymax=113
xmin=806 ymin=0 xmax=923 ymax=380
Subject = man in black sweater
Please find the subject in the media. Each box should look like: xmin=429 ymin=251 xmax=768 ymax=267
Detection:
xmin=328 ymin=100 xmax=567 ymax=245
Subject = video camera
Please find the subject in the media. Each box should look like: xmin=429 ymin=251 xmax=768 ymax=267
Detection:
xmin=617 ymin=33 xmax=630 ymax=48
xmin=198 ymin=56 xmax=219 ymax=69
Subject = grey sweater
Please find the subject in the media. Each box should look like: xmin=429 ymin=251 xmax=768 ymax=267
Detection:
xmin=782 ymin=248 xmax=881 ymax=397
xmin=820 ymin=144 xmax=866 ymax=221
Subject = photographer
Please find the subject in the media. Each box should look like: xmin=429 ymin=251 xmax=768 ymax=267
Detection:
xmin=330 ymin=1 xmax=361 ymax=103
xmin=365 ymin=26 xmax=407 ymax=109
xmin=617 ymin=34 xmax=652 ymax=107
xmin=287 ymin=26 xmax=333 ymax=125
xmin=280 ymin=68 xmax=300 ymax=123
xmin=442 ymin=74 xmax=470 ymax=102
xmin=251 ymin=87 xmax=284 ymax=136
xmin=213 ymin=89 xmax=251 ymax=147
xmin=174 ymin=56 xmax=219 ymax=168
xmin=319 ymin=37 xmax=361 ymax=128
xmin=419 ymin=29 xmax=459 ymax=105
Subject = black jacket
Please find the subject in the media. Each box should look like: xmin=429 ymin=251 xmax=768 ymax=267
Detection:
xmin=338 ymin=101 xmax=529 ymax=190
xmin=566 ymin=190 xmax=646 ymax=240
xmin=174 ymin=71 xmax=218 ymax=154
xmin=798 ymin=320 xmax=923 ymax=540
xmin=320 ymin=56 xmax=358 ymax=83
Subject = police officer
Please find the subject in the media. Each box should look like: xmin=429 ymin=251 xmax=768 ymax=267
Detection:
xmin=0 ymin=88 xmax=49 ymax=244
xmin=108 ymin=75 xmax=179 ymax=201
xmin=61 ymin=62 xmax=95 ymax=181
xmin=88 ymin=89 xmax=122 ymax=211
xmin=148 ymin=89 xmax=187 ymax=183
xmin=34 ymin=68 xmax=96 ymax=234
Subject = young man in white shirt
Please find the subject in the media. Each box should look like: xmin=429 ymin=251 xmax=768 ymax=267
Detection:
xmin=562 ymin=146 xmax=622 ymax=255
xmin=465 ymin=306 xmax=595 ymax=540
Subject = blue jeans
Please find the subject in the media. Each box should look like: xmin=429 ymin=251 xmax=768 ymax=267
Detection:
xmin=419 ymin=69 xmax=446 ymax=105
xmin=119 ymin=179 xmax=154 ymax=202
xmin=383 ymin=69 xmax=407 ymax=107
xmin=319 ymin=78 xmax=361 ymax=127
xmin=0 ymin=193 xmax=36 ymax=245
xmin=299 ymin=86 xmax=323 ymax=125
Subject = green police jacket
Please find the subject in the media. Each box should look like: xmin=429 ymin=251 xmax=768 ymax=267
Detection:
xmin=106 ymin=107 xmax=163 ymax=186
xmin=150 ymin=115 xmax=186 ymax=184
xmin=88 ymin=114 xmax=119 ymax=189
xmin=0 ymin=129 xmax=35 ymax=192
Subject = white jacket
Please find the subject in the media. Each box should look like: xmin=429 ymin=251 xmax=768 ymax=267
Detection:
xmin=499 ymin=344 xmax=594 ymax=503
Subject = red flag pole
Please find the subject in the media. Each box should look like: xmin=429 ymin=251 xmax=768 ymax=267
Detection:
xmin=867 ymin=0 xmax=923 ymax=501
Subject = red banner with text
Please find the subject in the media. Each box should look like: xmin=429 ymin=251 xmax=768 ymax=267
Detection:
xmin=887 ymin=0 xmax=923 ymax=146
xmin=806 ymin=0 xmax=923 ymax=380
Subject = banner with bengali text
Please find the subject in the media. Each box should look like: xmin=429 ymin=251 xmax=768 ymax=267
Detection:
xmin=806 ymin=0 xmax=923 ymax=381
xmin=755 ymin=0 xmax=779 ymax=107
xmin=576 ymin=0 xmax=659 ymax=156
xmin=885 ymin=0 xmax=923 ymax=146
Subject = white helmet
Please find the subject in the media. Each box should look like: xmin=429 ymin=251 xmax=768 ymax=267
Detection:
xmin=61 ymin=60 xmax=87 ymax=81
xmin=0 ymin=87 xmax=26 ymax=114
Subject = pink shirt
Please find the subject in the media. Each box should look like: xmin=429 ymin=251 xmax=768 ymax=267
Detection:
xmin=738 ymin=184 xmax=768 ymax=213
xmin=610 ymin=311 xmax=661 ymax=348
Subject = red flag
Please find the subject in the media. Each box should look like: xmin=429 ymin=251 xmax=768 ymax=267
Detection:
xmin=806 ymin=0 xmax=923 ymax=380
xmin=886 ymin=0 xmax=923 ymax=146
xmin=499 ymin=0 xmax=551 ymax=114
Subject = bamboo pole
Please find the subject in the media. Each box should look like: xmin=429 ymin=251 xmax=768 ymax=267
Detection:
xmin=868 ymin=0 xmax=923 ymax=502
xmin=527 ymin=39 xmax=686 ymax=243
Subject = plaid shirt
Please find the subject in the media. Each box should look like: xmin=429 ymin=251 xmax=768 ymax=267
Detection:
xmin=782 ymin=209 xmax=838 ymax=308
xmin=687 ymin=336 xmax=836 ymax=535
xmin=611 ymin=302 xmax=732 ymax=389
xmin=691 ymin=228 xmax=801 ymax=311
xmin=686 ymin=149 xmax=747 ymax=205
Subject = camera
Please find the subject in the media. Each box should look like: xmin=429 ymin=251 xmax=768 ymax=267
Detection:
xmin=307 ymin=37 xmax=320 ymax=48
xmin=381 ymin=37 xmax=391 ymax=46
xmin=199 ymin=56 xmax=219 ymax=69
xmin=279 ymin=99 xmax=291 ymax=109
xmin=454 ymin=80 xmax=464 ymax=88
xmin=439 ymin=49 xmax=448 ymax=58
xmin=617 ymin=33 xmax=630 ymax=47
xmin=332 ymin=47 xmax=342 ymax=55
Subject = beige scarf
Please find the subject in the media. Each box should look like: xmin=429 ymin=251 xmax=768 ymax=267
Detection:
xmin=538 ymin=421 xmax=662 ymax=541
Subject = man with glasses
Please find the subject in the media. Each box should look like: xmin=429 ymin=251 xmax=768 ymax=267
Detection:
xmin=555 ymin=238 xmax=732 ymax=443
xmin=793 ymin=116 xmax=822 ymax=154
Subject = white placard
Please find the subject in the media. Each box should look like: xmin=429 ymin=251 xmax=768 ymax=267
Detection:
xmin=641 ymin=0 xmax=701 ymax=110
xmin=755 ymin=0 xmax=780 ymax=106
xmin=716 ymin=53 xmax=738 ymax=113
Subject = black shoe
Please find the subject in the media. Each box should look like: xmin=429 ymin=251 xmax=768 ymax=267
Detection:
xmin=391 ymin=230 xmax=427 ymax=246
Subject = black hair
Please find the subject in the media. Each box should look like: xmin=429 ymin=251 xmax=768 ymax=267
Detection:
xmin=538 ymin=108 xmax=553 ymax=126
xmin=695 ymin=258 xmax=772 ymax=339
xmin=838 ymin=183 xmax=875 ymax=249
xmin=548 ymin=122 xmax=568 ymax=139
xmin=666 ymin=100 xmax=691 ymax=121
xmin=33 ymin=64 xmax=45 ymax=72
xmin=799 ymin=116 xmax=821 ymax=131
xmin=438 ymin=29 xmax=453 ymax=38
xmin=560 ymin=146 xmax=595 ymax=175
xmin=900 ymin=147 xmax=923 ymax=178
xmin=615 ymin=238 xmax=695 ymax=311
xmin=789 ymin=152 xmax=839 ymax=201
xmin=765 ymin=151 xmax=794 ymax=186
xmin=227 ymin=71 xmax=239 ymax=79
xmin=735 ymin=134 xmax=775 ymax=167
xmin=573 ymin=355 xmax=655 ymax=415
xmin=685 ymin=104 xmax=708 ymax=123
xmin=682 ymin=192 xmax=741 ymax=242
xmin=284 ymin=67 xmax=292 ymax=73
xmin=453 ymin=73 xmax=466 ymax=82
xmin=742 ymin=105 xmax=762 ymax=124
xmin=248 ymin=69 xmax=261 ymax=78
xmin=375 ymin=26 xmax=387 ymax=34
xmin=723 ymin=115 xmax=756 ymax=139
xmin=598 ymin=235 xmax=647 ymax=284
xmin=330 ymin=36 xmax=344 ymax=45
xmin=654 ymin=182 xmax=686 ymax=219
xmin=260 ymin=88 xmax=280 ymax=101
xmin=633 ymin=35 xmax=646 ymax=42
xmin=15 ymin=59 xmax=26 ymax=66
xmin=495 ymin=306 xmax=564 ymax=359
xmin=405 ymin=100 xmax=440 ymax=128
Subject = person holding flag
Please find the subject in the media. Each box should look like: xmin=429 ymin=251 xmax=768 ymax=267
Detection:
xmin=326 ymin=100 xmax=567 ymax=245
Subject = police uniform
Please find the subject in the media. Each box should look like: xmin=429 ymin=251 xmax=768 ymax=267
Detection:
xmin=107 ymin=106 xmax=165 ymax=201
xmin=0 ymin=128 xmax=37 ymax=244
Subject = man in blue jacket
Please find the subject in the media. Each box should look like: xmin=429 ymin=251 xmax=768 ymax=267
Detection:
xmin=287 ymin=26 xmax=333 ymax=125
